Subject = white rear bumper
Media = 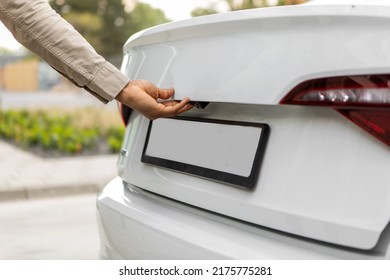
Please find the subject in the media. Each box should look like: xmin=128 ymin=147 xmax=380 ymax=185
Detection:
xmin=96 ymin=177 xmax=388 ymax=260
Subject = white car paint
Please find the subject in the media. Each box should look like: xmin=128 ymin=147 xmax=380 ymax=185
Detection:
xmin=97 ymin=177 xmax=390 ymax=259
xmin=122 ymin=3 xmax=390 ymax=104
xmin=97 ymin=1 xmax=390 ymax=259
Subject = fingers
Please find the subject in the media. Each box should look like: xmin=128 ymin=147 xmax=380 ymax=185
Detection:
xmin=157 ymin=97 xmax=193 ymax=118
xmin=115 ymin=79 xmax=193 ymax=120
xmin=172 ymin=98 xmax=193 ymax=114
xmin=177 ymin=102 xmax=194 ymax=115
xmin=149 ymin=85 xmax=193 ymax=118
xmin=155 ymin=87 xmax=175 ymax=100
xmin=131 ymin=80 xmax=174 ymax=100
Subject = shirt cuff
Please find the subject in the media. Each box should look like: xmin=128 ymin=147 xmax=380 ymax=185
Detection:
xmin=87 ymin=62 xmax=130 ymax=103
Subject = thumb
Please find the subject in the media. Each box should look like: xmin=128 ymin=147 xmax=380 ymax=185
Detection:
xmin=156 ymin=87 xmax=175 ymax=100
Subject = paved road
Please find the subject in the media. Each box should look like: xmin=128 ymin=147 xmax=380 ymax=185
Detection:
xmin=0 ymin=194 xmax=100 ymax=260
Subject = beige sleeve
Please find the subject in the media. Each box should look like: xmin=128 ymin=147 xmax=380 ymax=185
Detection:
xmin=0 ymin=0 xmax=130 ymax=103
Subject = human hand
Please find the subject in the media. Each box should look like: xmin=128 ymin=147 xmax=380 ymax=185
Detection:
xmin=115 ymin=79 xmax=193 ymax=120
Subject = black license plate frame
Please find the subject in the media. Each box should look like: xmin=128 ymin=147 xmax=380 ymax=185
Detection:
xmin=141 ymin=117 xmax=269 ymax=189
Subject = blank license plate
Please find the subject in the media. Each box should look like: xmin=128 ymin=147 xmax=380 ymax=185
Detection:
xmin=142 ymin=117 xmax=269 ymax=188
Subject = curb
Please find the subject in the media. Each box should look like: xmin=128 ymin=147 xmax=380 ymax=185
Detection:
xmin=0 ymin=182 xmax=105 ymax=202
xmin=0 ymin=141 xmax=118 ymax=202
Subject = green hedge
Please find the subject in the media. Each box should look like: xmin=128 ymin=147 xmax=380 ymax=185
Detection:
xmin=0 ymin=109 xmax=125 ymax=156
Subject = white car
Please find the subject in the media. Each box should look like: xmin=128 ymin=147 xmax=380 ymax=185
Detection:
xmin=97 ymin=0 xmax=390 ymax=259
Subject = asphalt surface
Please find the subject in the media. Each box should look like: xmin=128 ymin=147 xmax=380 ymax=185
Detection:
xmin=0 ymin=194 xmax=99 ymax=260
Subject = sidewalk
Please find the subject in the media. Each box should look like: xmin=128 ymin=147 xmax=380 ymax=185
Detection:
xmin=0 ymin=141 xmax=118 ymax=201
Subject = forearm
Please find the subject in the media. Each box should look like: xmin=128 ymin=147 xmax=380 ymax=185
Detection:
xmin=0 ymin=0 xmax=129 ymax=103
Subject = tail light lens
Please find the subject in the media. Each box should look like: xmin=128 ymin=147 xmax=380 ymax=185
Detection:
xmin=118 ymin=102 xmax=132 ymax=126
xmin=280 ymin=75 xmax=390 ymax=146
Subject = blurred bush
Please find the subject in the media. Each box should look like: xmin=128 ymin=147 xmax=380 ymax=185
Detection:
xmin=0 ymin=109 xmax=125 ymax=156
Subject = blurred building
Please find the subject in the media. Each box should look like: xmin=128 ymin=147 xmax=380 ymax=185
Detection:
xmin=0 ymin=57 xmax=59 ymax=91
xmin=0 ymin=54 xmax=23 ymax=90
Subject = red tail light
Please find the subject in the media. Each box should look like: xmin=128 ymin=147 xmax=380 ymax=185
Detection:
xmin=117 ymin=102 xmax=132 ymax=126
xmin=280 ymin=75 xmax=390 ymax=147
